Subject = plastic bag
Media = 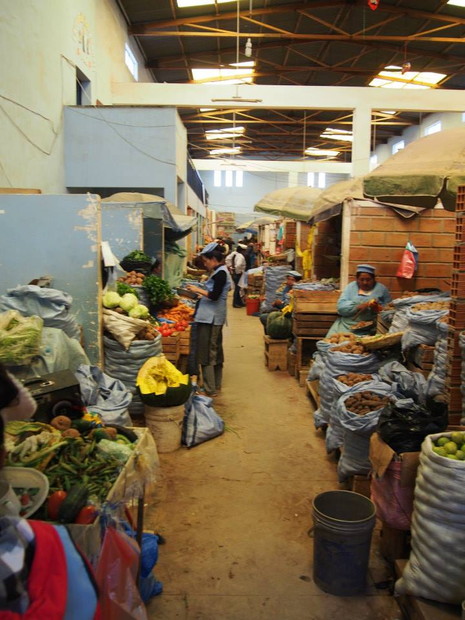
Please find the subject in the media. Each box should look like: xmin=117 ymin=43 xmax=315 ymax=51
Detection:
xmin=102 ymin=308 xmax=151 ymax=350
xmin=95 ymin=527 xmax=147 ymax=619
xmin=370 ymin=460 xmax=414 ymax=530
xmin=182 ymin=393 xmax=225 ymax=448
xmin=396 ymin=242 xmax=418 ymax=279
xmin=120 ymin=522 xmax=163 ymax=603
xmin=0 ymin=285 xmax=80 ymax=339
xmin=377 ymin=396 xmax=448 ymax=453
xmin=0 ymin=310 xmax=43 ymax=364
xmin=75 ymin=364 xmax=132 ymax=426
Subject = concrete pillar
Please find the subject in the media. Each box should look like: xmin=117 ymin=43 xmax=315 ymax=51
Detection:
xmin=288 ymin=171 xmax=299 ymax=187
xmin=352 ymin=105 xmax=372 ymax=178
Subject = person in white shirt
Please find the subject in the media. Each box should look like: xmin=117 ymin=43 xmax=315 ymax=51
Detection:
xmin=225 ymin=244 xmax=247 ymax=308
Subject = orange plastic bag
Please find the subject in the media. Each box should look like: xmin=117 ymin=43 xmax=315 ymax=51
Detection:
xmin=95 ymin=527 xmax=147 ymax=620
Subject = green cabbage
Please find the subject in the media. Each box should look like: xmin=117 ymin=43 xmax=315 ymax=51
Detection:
xmin=128 ymin=304 xmax=150 ymax=319
xmin=119 ymin=293 xmax=139 ymax=313
xmin=102 ymin=291 xmax=122 ymax=308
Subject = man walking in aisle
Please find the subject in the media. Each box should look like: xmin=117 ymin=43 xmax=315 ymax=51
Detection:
xmin=226 ymin=244 xmax=247 ymax=307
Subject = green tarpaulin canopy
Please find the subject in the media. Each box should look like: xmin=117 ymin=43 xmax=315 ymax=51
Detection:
xmin=363 ymin=127 xmax=465 ymax=211
xmin=308 ymin=177 xmax=426 ymax=224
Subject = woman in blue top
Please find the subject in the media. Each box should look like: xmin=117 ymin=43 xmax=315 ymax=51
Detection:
xmin=186 ymin=243 xmax=232 ymax=396
xmin=326 ymin=264 xmax=391 ymax=336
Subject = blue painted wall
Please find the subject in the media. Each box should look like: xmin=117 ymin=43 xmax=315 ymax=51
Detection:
xmin=101 ymin=203 xmax=143 ymax=263
xmin=0 ymin=194 xmax=101 ymax=364
xmin=64 ymin=107 xmax=180 ymax=202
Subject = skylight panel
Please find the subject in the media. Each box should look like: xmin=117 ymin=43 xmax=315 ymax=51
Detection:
xmin=210 ymin=147 xmax=241 ymax=155
xmin=320 ymin=128 xmax=353 ymax=142
xmin=305 ymin=148 xmax=340 ymax=157
xmin=177 ymin=0 xmax=233 ymax=7
xmin=192 ymin=67 xmax=254 ymax=85
xmin=369 ymin=70 xmax=446 ymax=89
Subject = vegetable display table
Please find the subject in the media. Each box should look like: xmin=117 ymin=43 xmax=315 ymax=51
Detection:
xmin=65 ymin=427 xmax=159 ymax=566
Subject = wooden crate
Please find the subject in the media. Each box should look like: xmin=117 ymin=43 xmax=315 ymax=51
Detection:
xmin=264 ymin=335 xmax=289 ymax=371
xmin=295 ymin=336 xmax=319 ymax=373
xmin=394 ymin=560 xmax=461 ymax=620
xmin=298 ymin=368 xmax=308 ymax=387
xmin=377 ymin=314 xmax=391 ymax=334
xmin=287 ymin=350 xmax=296 ymax=376
xmin=379 ymin=524 xmax=411 ymax=562
xmin=293 ymin=290 xmax=339 ymax=315
xmin=161 ymin=333 xmax=180 ymax=363
xmin=348 ymin=474 xmax=371 ymax=498
xmin=179 ymin=326 xmax=191 ymax=355
xmin=306 ymin=378 xmax=320 ymax=408
xmin=292 ymin=312 xmax=338 ymax=336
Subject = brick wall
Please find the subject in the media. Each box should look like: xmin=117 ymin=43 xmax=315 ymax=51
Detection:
xmin=348 ymin=205 xmax=454 ymax=297
xmin=314 ymin=214 xmax=342 ymax=279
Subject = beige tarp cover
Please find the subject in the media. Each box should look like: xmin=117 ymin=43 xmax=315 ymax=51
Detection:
xmin=254 ymin=186 xmax=322 ymax=221
xmin=236 ymin=215 xmax=279 ymax=231
xmin=363 ymin=127 xmax=465 ymax=211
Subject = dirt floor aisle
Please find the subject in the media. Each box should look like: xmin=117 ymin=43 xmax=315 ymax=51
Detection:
xmin=145 ymin=307 xmax=400 ymax=619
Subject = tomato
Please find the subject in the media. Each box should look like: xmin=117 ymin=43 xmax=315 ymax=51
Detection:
xmin=47 ymin=490 xmax=67 ymax=520
xmin=20 ymin=493 xmax=32 ymax=506
xmin=75 ymin=505 xmax=98 ymax=525
xmin=177 ymin=326 xmax=185 ymax=331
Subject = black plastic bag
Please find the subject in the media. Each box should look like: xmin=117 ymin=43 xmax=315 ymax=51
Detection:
xmin=377 ymin=395 xmax=448 ymax=453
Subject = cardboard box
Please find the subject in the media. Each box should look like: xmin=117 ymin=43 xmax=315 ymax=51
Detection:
xmin=369 ymin=433 xmax=420 ymax=488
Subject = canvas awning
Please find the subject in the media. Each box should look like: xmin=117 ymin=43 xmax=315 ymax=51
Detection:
xmin=307 ymin=177 xmax=427 ymax=225
xmin=254 ymin=186 xmax=322 ymax=221
xmin=102 ymin=192 xmax=197 ymax=239
xmin=363 ymin=127 xmax=465 ymax=211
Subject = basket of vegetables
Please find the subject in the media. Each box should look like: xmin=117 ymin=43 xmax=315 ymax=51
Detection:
xmin=120 ymin=250 xmax=153 ymax=275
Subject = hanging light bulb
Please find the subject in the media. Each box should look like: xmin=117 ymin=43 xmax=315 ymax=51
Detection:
xmin=245 ymin=37 xmax=252 ymax=58
xmin=401 ymin=61 xmax=411 ymax=74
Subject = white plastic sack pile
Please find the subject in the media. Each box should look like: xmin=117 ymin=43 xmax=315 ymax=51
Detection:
xmin=401 ymin=302 xmax=449 ymax=353
xmin=389 ymin=293 xmax=448 ymax=334
xmin=425 ymin=319 xmax=449 ymax=399
xmin=314 ymin=348 xmax=380 ymax=446
xmin=396 ymin=432 xmax=465 ymax=604
xmin=260 ymin=266 xmax=289 ymax=312
xmin=336 ymin=382 xmax=393 ymax=482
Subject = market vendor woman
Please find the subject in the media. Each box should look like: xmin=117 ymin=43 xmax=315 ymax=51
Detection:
xmin=326 ymin=264 xmax=391 ymax=336
xmin=186 ymin=243 xmax=232 ymax=396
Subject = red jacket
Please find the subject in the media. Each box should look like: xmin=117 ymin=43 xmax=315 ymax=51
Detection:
xmin=1 ymin=520 xmax=100 ymax=620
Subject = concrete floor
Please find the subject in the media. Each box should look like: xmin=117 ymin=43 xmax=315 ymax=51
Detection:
xmin=145 ymin=305 xmax=401 ymax=620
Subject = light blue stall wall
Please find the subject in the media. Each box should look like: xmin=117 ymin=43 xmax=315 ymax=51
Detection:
xmin=0 ymin=194 xmax=101 ymax=364
xmin=64 ymin=107 xmax=180 ymax=203
xmin=101 ymin=203 xmax=143 ymax=264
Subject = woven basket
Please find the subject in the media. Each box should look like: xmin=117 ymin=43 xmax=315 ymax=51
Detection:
xmin=357 ymin=331 xmax=403 ymax=350
xmin=120 ymin=258 xmax=152 ymax=275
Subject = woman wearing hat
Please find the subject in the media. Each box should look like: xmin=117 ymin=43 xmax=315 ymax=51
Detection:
xmin=186 ymin=243 xmax=232 ymax=396
xmin=326 ymin=264 xmax=391 ymax=336
xmin=259 ymin=270 xmax=303 ymax=331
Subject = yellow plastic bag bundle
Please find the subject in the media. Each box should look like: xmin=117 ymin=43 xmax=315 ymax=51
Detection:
xmin=137 ymin=356 xmax=189 ymax=396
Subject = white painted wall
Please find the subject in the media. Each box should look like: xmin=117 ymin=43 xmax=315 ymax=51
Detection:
xmin=0 ymin=0 xmax=151 ymax=193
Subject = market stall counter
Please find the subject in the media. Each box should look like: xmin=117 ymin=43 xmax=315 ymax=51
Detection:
xmin=4 ymin=420 xmax=159 ymax=567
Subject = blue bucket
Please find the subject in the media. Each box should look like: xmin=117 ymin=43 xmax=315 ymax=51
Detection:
xmin=312 ymin=490 xmax=376 ymax=596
